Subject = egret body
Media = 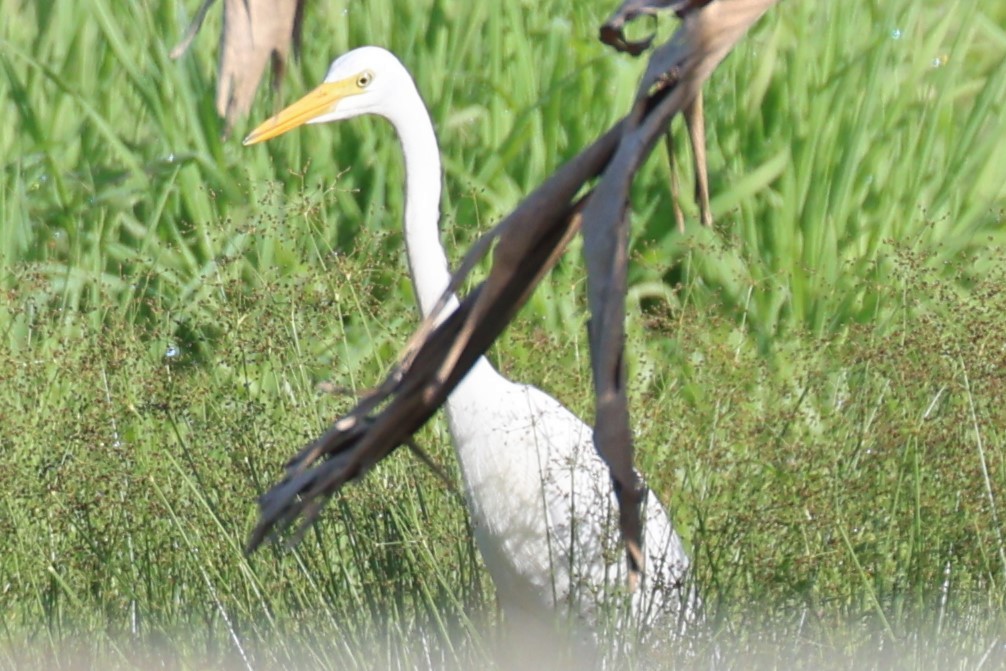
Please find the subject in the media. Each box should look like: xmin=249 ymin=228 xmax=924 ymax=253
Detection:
xmin=244 ymin=46 xmax=692 ymax=632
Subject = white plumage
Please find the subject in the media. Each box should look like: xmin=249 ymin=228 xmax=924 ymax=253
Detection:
xmin=245 ymin=46 xmax=692 ymax=633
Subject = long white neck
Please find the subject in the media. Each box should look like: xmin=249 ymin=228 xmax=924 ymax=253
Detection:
xmin=381 ymin=84 xmax=456 ymax=320
xmin=376 ymin=67 xmax=510 ymax=493
xmin=379 ymin=75 xmax=500 ymax=401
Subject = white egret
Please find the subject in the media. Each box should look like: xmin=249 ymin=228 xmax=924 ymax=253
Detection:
xmin=244 ymin=46 xmax=692 ymax=634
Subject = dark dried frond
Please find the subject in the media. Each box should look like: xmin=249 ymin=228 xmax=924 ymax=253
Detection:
xmin=249 ymin=1 xmax=779 ymax=584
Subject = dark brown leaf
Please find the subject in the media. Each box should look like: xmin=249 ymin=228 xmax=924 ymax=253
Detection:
xmin=248 ymin=0 xmax=779 ymax=588
xmin=584 ymin=0 xmax=778 ymax=582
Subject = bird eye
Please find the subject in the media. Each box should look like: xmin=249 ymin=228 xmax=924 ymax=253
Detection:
xmin=357 ymin=71 xmax=373 ymax=88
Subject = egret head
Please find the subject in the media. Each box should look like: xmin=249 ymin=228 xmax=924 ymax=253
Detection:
xmin=243 ymin=46 xmax=409 ymax=146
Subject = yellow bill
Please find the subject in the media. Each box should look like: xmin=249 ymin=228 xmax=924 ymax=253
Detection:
xmin=243 ymin=79 xmax=358 ymax=146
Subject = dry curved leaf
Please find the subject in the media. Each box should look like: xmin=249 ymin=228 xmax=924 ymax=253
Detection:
xmin=248 ymin=0 xmax=779 ymax=587
xmin=171 ymin=0 xmax=305 ymax=134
